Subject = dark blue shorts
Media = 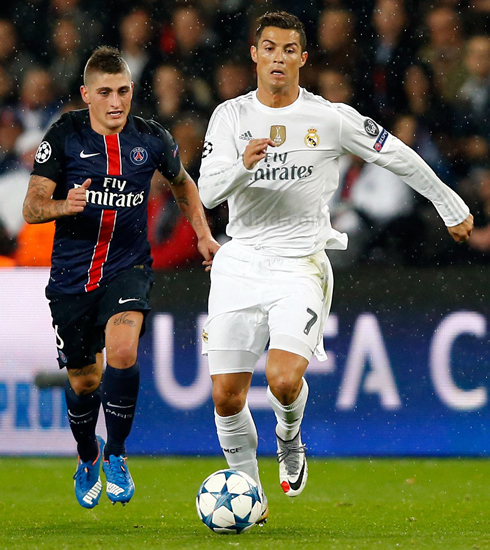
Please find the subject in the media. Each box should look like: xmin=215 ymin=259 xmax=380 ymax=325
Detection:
xmin=45 ymin=266 xmax=154 ymax=369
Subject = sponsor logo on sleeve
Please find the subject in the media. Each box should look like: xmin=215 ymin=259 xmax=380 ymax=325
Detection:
xmin=35 ymin=141 xmax=52 ymax=163
xmin=373 ymin=128 xmax=389 ymax=152
xmin=364 ymin=118 xmax=380 ymax=137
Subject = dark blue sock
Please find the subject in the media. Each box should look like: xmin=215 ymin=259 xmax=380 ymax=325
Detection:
xmin=64 ymin=380 xmax=101 ymax=463
xmin=102 ymin=362 xmax=140 ymax=460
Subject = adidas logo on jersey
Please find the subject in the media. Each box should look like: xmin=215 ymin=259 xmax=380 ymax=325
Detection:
xmin=239 ymin=131 xmax=253 ymax=141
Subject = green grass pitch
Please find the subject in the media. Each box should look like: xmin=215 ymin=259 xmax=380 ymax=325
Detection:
xmin=0 ymin=456 xmax=489 ymax=549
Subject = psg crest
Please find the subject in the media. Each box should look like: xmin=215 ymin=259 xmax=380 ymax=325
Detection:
xmin=270 ymin=125 xmax=286 ymax=146
xmin=130 ymin=147 xmax=148 ymax=165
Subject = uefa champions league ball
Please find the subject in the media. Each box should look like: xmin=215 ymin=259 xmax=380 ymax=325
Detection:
xmin=196 ymin=469 xmax=263 ymax=534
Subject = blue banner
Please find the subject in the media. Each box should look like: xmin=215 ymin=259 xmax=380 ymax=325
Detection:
xmin=0 ymin=269 xmax=488 ymax=456
xmin=132 ymin=308 xmax=489 ymax=456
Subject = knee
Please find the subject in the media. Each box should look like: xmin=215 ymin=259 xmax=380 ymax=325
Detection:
xmin=69 ymin=372 xmax=101 ymax=396
xmin=106 ymin=344 xmax=138 ymax=369
xmin=268 ymin=373 xmax=302 ymax=404
xmin=212 ymin=385 xmax=247 ymax=416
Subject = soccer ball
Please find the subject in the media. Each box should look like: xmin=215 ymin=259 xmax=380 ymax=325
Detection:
xmin=196 ymin=469 xmax=263 ymax=534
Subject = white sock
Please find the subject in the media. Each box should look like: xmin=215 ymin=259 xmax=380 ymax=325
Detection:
xmin=267 ymin=377 xmax=309 ymax=441
xmin=214 ymin=403 xmax=261 ymax=489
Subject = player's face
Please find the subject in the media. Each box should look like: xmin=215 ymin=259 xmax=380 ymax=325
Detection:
xmin=251 ymin=27 xmax=307 ymax=93
xmin=80 ymin=72 xmax=134 ymax=135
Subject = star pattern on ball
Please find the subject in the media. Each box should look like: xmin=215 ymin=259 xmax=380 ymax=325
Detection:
xmin=196 ymin=469 xmax=262 ymax=534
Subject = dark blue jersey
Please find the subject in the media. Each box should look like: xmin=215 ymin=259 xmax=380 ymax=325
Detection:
xmin=32 ymin=109 xmax=181 ymax=293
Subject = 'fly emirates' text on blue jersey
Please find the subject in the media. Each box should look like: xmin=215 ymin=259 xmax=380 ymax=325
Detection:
xmin=32 ymin=109 xmax=181 ymax=293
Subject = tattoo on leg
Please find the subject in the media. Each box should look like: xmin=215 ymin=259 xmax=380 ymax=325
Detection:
xmin=113 ymin=312 xmax=136 ymax=327
xmin=177 ymin=196 xmax=189 ymax=206
xmin=71 ymin=364 xmax=99 ymax=377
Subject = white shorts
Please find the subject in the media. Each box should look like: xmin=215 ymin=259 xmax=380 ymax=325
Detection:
xmin=202 ymin=240 xmax=334 ymax=374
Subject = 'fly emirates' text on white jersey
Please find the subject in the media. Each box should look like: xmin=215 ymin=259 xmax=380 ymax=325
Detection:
xmin=199 ymin=88 xmax=469 ymax=257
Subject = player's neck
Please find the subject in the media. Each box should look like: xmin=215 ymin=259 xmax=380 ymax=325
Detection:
xmin=88 ymin=112 xmax=126 ymax=136
xmin=256 ymin=83 xmax=300 ymax=108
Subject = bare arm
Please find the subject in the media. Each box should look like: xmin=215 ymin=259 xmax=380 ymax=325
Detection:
xmin=169 ymin=165 xmax=220 ymax=269
xmin=23 ymin=175 xmax=92 ymax=224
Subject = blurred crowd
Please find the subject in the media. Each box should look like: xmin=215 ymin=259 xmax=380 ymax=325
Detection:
xmin=0 ymin=0 xmax=489 ymax=269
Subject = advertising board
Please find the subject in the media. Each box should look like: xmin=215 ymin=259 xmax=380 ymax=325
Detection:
xmin=0 ymin=268 xmax=488 ymax=456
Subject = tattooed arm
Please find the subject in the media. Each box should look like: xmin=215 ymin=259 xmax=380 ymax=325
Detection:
xmin=23 ymin=175 xmax=92 ymax=224
xmin=169 ymin=164 xmax=220 ymax=269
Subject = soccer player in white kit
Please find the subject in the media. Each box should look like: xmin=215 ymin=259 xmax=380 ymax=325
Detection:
xmin=198 ymin=11 xmax=473 ymax=522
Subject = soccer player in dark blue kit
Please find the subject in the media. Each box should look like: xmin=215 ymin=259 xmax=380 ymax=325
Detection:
xmin=22 ymin=46 xmax=220 ymax=508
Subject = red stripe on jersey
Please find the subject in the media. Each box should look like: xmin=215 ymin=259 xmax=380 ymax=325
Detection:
xmin=85 ymin=209 xmax=117 ymax=292
xmin=105 ymin=134 xmax=122 ymax=175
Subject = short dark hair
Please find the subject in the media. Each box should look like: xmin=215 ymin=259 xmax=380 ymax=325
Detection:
xmin=255 ymin=11 xmax=307 ymax=51
xmin=83 ymin=46 xmax=131 ymax=85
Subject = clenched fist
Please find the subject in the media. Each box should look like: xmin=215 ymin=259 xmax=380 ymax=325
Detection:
xmin=447 ymin=214 xmax=474 ymax=243
xmin=64 ymin=179 xmax=91 ymax=215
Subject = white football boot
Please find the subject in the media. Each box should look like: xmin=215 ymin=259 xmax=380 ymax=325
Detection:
xmin=276 ymin=430 xmax=308 ymax=497
xmin=256 ymin=490 xmax=269 ymax=525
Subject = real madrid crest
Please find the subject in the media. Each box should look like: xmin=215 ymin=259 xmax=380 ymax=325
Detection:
xmin=305 ymin=128 xmax=319 ymax=148
xmin=270 ymin=125 xmax=286 ymax=146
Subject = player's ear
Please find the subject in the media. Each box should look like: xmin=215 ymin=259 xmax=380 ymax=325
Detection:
xmin=80 ymin=85 xmax=90 ymax=105
xmin=250 ymin=45 xmax=258 ymax=64
xmin=300 ymin=50 xmax=308 ymax=67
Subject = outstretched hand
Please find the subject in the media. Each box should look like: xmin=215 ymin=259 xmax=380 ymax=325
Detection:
xmin=64 ymin=179 xmax=91 ymax=216
xmin=198 ymin=235 xmax=221 ymax=272
xmin=447 ymin=214 xmax=474 ymax=242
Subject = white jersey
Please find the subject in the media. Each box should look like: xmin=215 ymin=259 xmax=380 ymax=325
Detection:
xmin=199 ymin=87 xmax=469 ymax=257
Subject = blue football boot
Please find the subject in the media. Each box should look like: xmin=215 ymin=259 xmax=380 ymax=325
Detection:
xmin=102 ymin=455 xmax=135 ymax=505
xmin=73 ymin=435 xmax=105 ymax=509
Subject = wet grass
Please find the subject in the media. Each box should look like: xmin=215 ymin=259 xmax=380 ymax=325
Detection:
xmin=0 ymin=456 xmax=489 ymax=549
